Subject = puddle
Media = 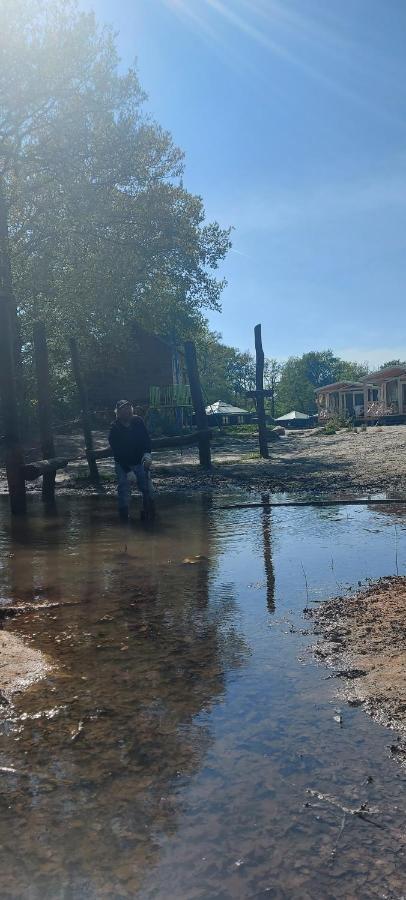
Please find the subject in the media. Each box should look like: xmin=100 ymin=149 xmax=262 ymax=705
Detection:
xmin=0 ymin=495 xmax=405 ymax=898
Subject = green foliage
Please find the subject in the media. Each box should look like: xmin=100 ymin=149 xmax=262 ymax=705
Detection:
xmin=380 ymin=360 xmax=406 ymax=369
xmin=197 ymin=330 xmax=255 ymax=405
xmin=323 ymin=421 xmax=337 ymax=435
xmin=1 ymin=0 xmax=230 ymax=410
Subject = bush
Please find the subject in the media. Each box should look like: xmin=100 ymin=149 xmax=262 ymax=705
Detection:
xmin=322 ymin=415 xmax=353 ymax=435
xmin=323 ymin=421 xmax=337 ymax=435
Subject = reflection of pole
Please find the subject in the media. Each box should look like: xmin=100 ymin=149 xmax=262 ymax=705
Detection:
xmin=261 ymin=493 xmax=275 ymax=610
xmin=196 ymin=493 xmax=213 ymax=609
xmin=0 ymin=181 xmax=26 ymax=514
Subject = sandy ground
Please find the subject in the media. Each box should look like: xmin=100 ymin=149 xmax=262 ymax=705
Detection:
xmin=0 ymin=630 xmax=49 ymax=701
xmin=309 ymin=576 xmax=406 ymax=762
xmin=2 ymin=422 xmax=405 ymax=498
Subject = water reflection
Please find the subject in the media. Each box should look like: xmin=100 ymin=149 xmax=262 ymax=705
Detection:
xmin=0 ymin=497 xmax=406 ymax=899
xmin=0 ymin=496 xmax=250 ymax=898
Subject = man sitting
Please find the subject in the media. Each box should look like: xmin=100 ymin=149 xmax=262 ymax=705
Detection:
xmin=109 ymin=400 xmax=154 ymax=522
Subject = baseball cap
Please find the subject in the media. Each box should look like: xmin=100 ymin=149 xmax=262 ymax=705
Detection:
xmin=115 ymin=399 xmax=132 ymax=412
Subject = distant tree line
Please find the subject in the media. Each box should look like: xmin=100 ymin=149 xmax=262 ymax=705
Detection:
xmin=198 ymin=343 xmax=369 ymax=417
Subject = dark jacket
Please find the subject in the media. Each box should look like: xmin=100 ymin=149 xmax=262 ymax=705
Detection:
xmin=108 ymin=416 xmax=151 ymax=472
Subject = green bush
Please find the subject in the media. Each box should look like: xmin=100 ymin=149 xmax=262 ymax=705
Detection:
xmin=323 ymin=421 xmax=337 ymax=435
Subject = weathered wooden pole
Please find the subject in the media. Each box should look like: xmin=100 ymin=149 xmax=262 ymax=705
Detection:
xmin=254 ymin=324 xmax=269 ymax=459
xmin=33 ymin=321 xmax=57 ymax=504
xmin=69 ymin=337 xmax=100 ymax=483
xmin=0 ymin=182 xmax=26 ymax=514
xmin=184 ymin=340 xmax=211 ymax=469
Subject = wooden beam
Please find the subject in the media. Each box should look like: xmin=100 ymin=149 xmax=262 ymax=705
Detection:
xmin=0 ymin=181 xmax=26 ymax=514
xmin=246 ymin=389 xmax=273 ymax=399
xmin=24 ymin=457 xmax=69 ymax=481
xmin=254 ymin=324 xmax=269 ymax=459
xmin=89 ymin=429 xmax=213 ymax=461
xmin=69 ymin=337 xmax=100 ymax=483
xmin=33 ymin=321 xmax=56 ymax=504
xmin=184 ymin=341 xmax=211 ymax=469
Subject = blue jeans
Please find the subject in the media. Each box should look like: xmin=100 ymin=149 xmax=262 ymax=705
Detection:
xmin=115 ymin=463 xmax=153 ymax=511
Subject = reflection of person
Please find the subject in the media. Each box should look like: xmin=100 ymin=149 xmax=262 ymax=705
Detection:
xmin=108 ymin=400 xmax=154 ymax=522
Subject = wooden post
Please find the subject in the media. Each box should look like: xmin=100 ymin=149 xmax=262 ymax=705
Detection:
xmin=33 ymin=321 xmax=57 ymax=505
xmin=254 ymin=324 xmax=269 ymax=459
xmin=184 ymin=340 xmax=211 ymax=469
xmin=0 ymin=182 xmax=26 ymax=514
xmin=69 ymin=337 xmax=100 ymax=483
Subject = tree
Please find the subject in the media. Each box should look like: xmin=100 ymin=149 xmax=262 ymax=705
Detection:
xmin=380 ymin=359 xmax=406 ymax=369
xmin=197 ymin=331 xmax=255 ymax=405
xmin=264 ymin=358 xmax=282 ymax=418
xmin=0 ymin=0 xmax=231 ymax=414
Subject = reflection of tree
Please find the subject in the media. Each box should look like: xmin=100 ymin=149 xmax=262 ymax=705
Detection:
xmin=0 ymin=495 xmax=250 ymax=897
xmin=261 ymin=494 xmax=275 ymax=611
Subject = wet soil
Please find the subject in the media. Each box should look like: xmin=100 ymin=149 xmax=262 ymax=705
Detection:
xmin=309 ymin=576 xmax=406 ymax=755
xmin=0 ymin=497 xmax=406 ymax=897
xmin=2 ymin=423 xmax=406 ymax=498
xmin=0 ymin=631 xmax=49 ymax=700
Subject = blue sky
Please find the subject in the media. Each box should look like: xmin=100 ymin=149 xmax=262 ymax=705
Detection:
xmin=81 ymin=0 xmax=406 ymax=367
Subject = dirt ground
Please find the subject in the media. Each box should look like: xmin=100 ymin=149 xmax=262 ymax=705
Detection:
xmin=3 ymin=422 xmax=406 ymax=498
xmin=309 ymin=576 xmax=406 ymax=762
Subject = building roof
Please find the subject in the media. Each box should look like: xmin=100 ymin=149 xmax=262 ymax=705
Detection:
xmin=362 ymin=366 xmax=406 ymax=384
xmin=275 ymin=410 xmax=311 ymax=421
xmin=205 ymin=401 xmax=249 ymax=416
xmin=315 ymin=381 xmax=364 ymax=395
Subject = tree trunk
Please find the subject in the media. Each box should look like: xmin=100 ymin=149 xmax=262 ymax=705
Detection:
xmin=33 ymin=321 xmax=56 ymax=504
xmin=0 ymin=182 xmax=26 ymax=514
xmin=254 ymin=324 xmax=269 ymax=459
xmin=184 ymin=340 xmax=211 ymax=469
xmin=69 ymin=337 xmax=100 ymax=483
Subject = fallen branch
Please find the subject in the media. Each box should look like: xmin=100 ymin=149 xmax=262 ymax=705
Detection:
xmin=23 ymin=457 xmax=70 ymax=480
xmin=306 ymin=789 xmax=381 ymax=825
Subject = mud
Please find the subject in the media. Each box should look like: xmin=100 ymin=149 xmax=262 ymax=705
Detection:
xmin=310 ymin=576 xmax=406 ymax=758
